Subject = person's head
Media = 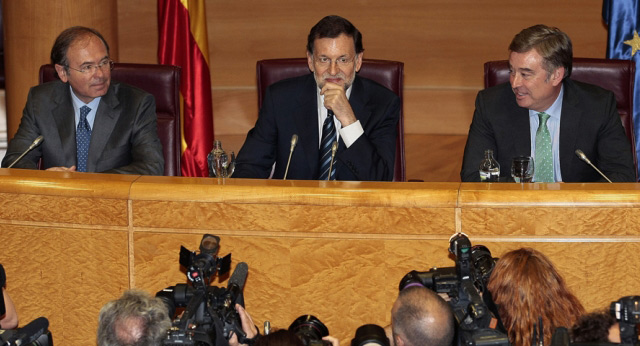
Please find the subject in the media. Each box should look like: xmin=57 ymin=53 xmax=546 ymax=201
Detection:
xmin=97 ymin=289 xmax=171 ymax=346
xmin=507 ymin=24 xmax=572 ymax=112
xmin=51 ymin=26 xmax=112 ymax=104
xmin=254 ymin=329 xmax=304 ymax=346
xmin=306 ymin=15 xmax=364 ymax=90
xmin=487 ymin=248 xmax=585 ymax=346
xmin=391 ymin=286 xmax=455 ymax=346
xmin=571 ymin=310 xmax=620 ymax=343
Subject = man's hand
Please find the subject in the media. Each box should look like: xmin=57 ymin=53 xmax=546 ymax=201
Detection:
xmin=321 ymin=82 xmax=356 ymax=127
xmin=228 ymin=304 xmax=259 ymax=346
xmin=46 ymin=165 xmax=77 ymax=172
xmin=322 ymin=335 xmax=340 ymax=346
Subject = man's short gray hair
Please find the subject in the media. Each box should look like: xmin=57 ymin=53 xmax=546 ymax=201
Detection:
xmin=97 ymin=289 xmax=171 ymax=346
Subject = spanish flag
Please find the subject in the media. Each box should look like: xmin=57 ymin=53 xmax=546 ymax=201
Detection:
xmin=158 ymin=0 xmax=214 ymax=177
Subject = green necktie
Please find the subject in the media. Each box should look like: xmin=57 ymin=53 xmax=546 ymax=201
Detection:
xmin=534 ymin=112 xmax=554 ymax=182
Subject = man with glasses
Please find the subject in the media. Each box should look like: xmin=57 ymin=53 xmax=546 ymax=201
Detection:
xmin=2 ymin=26 xmax=164 ymax=174
xmin=234 ymin=15 xmax=400 ymax=181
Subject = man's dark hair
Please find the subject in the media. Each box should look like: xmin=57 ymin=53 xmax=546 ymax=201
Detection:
xmin=392 ymin=286 xmax=455 ymax=346
xmin=571 ymin=310 xmax=616 ymax=343
xmin=50 ymin=26 xmax=110 ymax=67
xmin=509 ymin=24 xmax=573 ymax=79
xmin=255 ymin=329 xmax=304 ymax=346
xmin=306 ymin=15 xmax=363 ymax=55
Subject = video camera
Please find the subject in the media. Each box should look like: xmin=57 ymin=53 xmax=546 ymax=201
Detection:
xmin=0 ymin=317 xmax=53 ymax=346
xmin=156 ymin=234 xmax=251 ymax=346
xmin=288 ymin=315 xmax=331 ymax=346
xmin=399 ymin=233 xmax=508 ymax=346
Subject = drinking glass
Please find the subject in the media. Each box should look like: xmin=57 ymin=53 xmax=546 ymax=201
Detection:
xmin=511 ymin=156 xmax=534 ymax=183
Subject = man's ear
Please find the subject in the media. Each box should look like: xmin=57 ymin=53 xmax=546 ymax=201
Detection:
xmin=550 ymin=66 xmax=565 ymax=87
xmin=354 ymin=52 xmax=363 ymax=72
xmin=394 ymin=334 xmax=405 ymax=346
xmin=307 ymin=52 xmax=314 ymax=73
xmin=54 ymin=64 xmax=69 ymax=83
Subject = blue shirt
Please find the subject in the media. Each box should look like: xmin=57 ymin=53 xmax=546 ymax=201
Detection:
xmin=69 ymin=86 xmax=101 ymax=130
xmin=529 ymin=85 xmax=564 ymax=182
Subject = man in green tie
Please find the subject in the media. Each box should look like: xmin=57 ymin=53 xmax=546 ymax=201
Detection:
xmin=461 ymin=24 xmax=636 ymax=182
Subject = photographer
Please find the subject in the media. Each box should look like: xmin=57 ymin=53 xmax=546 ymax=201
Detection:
xmin=487 ymin=248 xmax=584 ymax=346
xmin=571 ymin=310 xmax=620 ymax=343
xmin=230 ymin=305 xmax=339 ymax=346
xmin=97 ymin=289 xmax=171 ymax=346
xmin=0 ymin=264 xmax=18 ymax=329
xmin=391 ymin=286 xmax=454 ymax=346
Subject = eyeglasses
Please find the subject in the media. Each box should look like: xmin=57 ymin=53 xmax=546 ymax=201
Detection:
xmin=67 ymin=59 xmax=114 ymax=74
xmin=314 ymin=56 xmax=355 ymax=67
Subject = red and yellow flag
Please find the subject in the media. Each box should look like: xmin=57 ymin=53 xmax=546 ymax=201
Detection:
xmin=158 ymin=0 xmax=213 ymax=177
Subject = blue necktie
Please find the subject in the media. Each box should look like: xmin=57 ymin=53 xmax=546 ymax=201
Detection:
xmin=318 ymin=110 xmax=337 ymax=180
xmin=76 ymin=106 xmax=92 ymax=172
xmin=534 ymin=112 xmax=554 ymax=182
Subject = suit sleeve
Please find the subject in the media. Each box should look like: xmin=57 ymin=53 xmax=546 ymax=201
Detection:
xmin=594 ymin=93 xmax=636 ymax=182
xmin=338 ymin=94 xmax=399 ymax=181
xmin=233 ymin=87 xmax=279 ymax=179
xmin=101 ymin=94 xmax=164 ymax=175
xmin=461 ymin=91 xmax=498 ymax=182
xmin=1 ymin=88 xmax=43 ymax=169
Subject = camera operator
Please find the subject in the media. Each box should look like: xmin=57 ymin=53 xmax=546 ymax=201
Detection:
xmin=571 ymin=309 xmax=621 ymax=343
xmin=0 ymin=264 xmax=18 ymax=329
xmin=390 ymin=285 xmax=455 ymax=346
xmin=230 ymin=305 xmax=340 ymax=346
xmin=97 ymin=289 xmax=171 ymax=346
xmin=487 ymin=248 xmax=584 ymax=346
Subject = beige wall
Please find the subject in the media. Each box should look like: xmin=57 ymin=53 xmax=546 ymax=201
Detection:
xmin=118 ymin=1 xmax=608 ymax=139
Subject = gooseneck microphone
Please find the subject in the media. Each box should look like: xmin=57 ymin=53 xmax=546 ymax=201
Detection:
xmin=7 ymin=136 xmax=44 ymax=168
xmin=575 ymin=149 xmax=612 ymax=183
xmin=283 ymin=134 xmax=298 ymax=180
xmin=327 ymin=141 xmax=338 ymax=181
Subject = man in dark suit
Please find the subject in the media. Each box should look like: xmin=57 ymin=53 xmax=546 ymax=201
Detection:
xmin=234 ymin=15 xmax=399 ymax=181
xmin=1 ymin=26 xmax=164 ymax=175
xmin=461 ymin=24 xmax=635 ymax=182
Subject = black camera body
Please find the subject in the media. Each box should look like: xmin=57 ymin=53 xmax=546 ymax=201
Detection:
xmin=157 ymin=234 xmax=249 ymax=346
xmin=399 ymin=233 xmax=508 ymax=346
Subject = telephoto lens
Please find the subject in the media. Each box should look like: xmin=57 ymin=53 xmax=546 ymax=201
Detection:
xmin=351 ymin=324 xmax=389 ymax=346
xmin=289 ymin=315 xmax=331 ymax=346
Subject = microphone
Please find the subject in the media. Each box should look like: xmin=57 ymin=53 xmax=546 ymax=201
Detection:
xmin=7 ymin=136 xmax=44 ymax=168
xmin=0 ymin=316 xmax=49 ymax=345
xmin=575 ymin=149 xmax=612 ymax=183
xmin=227 ymin=262 xmax=249 ymax=306
xmin=327 ymin=141 xmax=338 ymax=181
xmin=283 ymin=134 xmax=298 ymax=180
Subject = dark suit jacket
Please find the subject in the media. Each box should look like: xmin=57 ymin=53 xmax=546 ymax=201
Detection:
xmin=234 ymin=74 xmax=400 ymax=181
xmin=1 ymin=80 xmax=164 ymax=175
xmin=461 ymin=79 xmax=635 ymax=182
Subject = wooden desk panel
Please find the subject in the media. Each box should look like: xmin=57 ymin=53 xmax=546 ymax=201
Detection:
xmin=1 ymin=170 xmax=639 ymax=345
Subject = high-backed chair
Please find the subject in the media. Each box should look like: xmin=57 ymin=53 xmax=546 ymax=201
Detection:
xmin=484 ymin=58 xmax=637 ymax=178
xmin=39 ymin=63 xmax=182 ymax=176
xmin=257 ymin=58 xmax=405 ymax=182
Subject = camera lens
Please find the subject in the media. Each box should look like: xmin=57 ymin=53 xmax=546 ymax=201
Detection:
xmin=351 ymin=324 xmax=389 ymax=346
xmin=289 ymin=315 xmax=330 ymax=346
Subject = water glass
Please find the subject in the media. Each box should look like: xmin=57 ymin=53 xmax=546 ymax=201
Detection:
xmin=511 ymin=156 xmax=534 ymax=183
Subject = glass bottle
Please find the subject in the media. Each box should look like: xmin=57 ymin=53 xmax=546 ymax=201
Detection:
xmin=479 ymin=149 xmax=500 ymax=182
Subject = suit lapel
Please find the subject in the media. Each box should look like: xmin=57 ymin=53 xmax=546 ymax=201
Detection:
xmin=51 ymin=84 xmax=77 ymax=165
xmin=87 ymin=83 xmax=121 ymax=172
xmin=559 ymin=80 xmax=582 ymax=177
xmin=510 ymin=105 xmax=531 ymax=157
xmin=293 ymin=75 xmax=321 ymax=176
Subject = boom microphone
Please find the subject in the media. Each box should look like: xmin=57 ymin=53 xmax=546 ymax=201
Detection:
xmin=575 ymin=149 xmax=612 ymax=183
xmin=7 ymin=136 xmax=44 ymax=168
xmin=227 ymin=262 xmax=249 ymax=307
xmin=283 ymin=134 xmax=298 ymax=180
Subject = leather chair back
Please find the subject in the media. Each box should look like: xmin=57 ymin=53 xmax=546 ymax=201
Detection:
xmin=484 ymin=58 xmax=637 ymax=178
xmin=257 ymin=58 xmax=405 ymax=181
xmin=39 ymin=63 xmax=182 ymax=176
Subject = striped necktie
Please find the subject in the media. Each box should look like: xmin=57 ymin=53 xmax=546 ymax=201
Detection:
xmin=318 ymin=110 xmax=337 ymax=180
xmin=534 ymin=112 xmax=554 ymax=182
xmin=76 ymin=105 xmax=92 ymax=172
